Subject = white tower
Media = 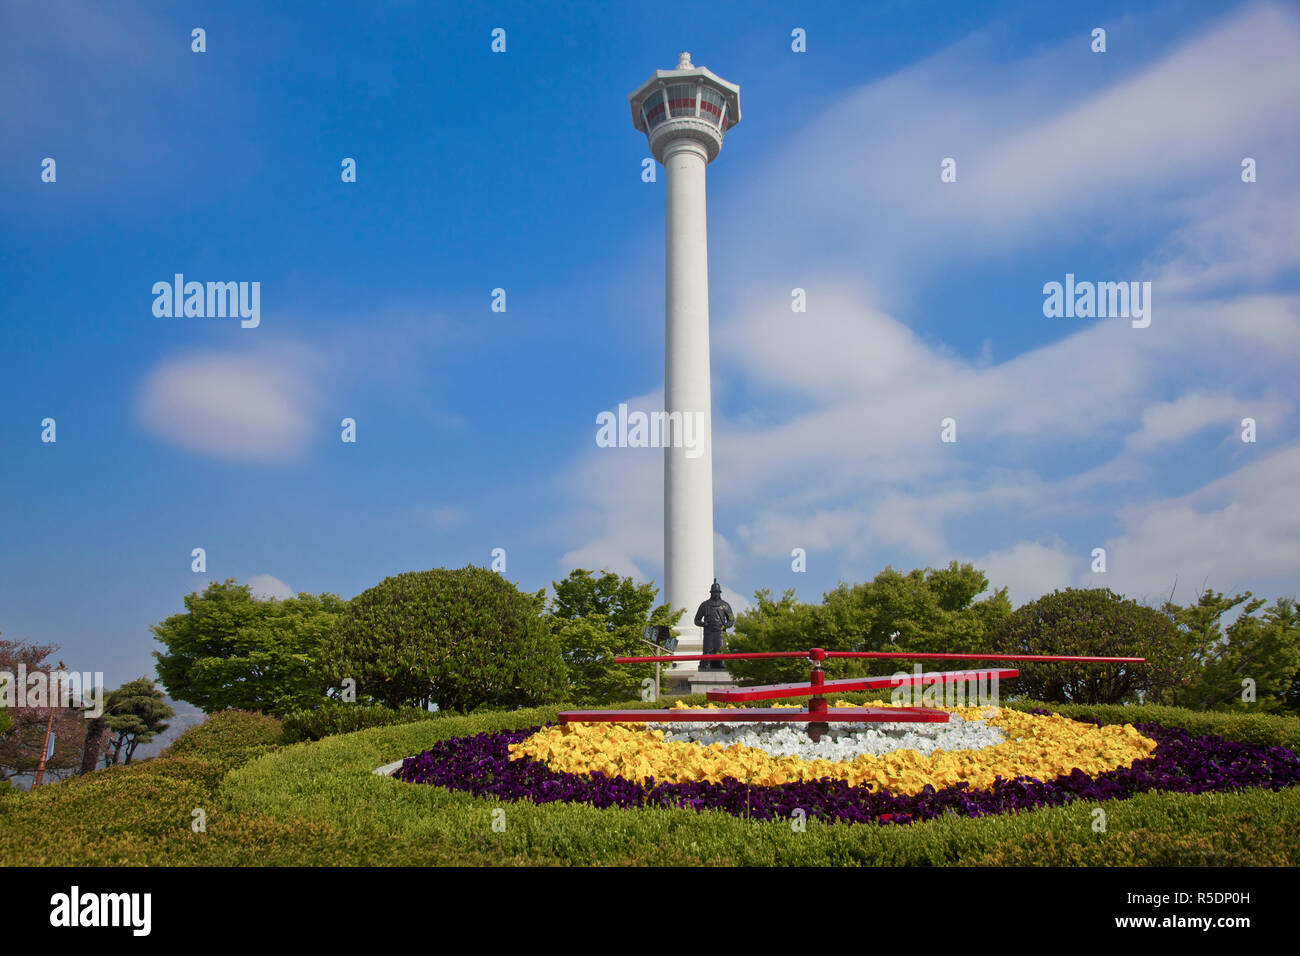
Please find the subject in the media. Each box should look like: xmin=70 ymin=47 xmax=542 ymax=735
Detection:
xmin=629 ymin=53 xmax=741 ymax=677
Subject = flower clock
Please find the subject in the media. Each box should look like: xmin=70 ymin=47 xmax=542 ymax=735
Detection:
xmin=392 ymin=648 xmax=1300 ymax=825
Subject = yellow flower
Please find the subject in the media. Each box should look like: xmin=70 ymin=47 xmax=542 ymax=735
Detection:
xmin=511 ymin=709 xmax=1158 ymax=796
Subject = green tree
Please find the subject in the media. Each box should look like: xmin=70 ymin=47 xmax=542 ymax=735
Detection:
xmin=547 ymin=569 xmax=680 ymax=704
xmin=990 ymin=588 xmax=1174 ymax=704
xmin=322 ymin=566 xmax=568 ymax=712
xmin=1165 ymin=591 xmax=1300 ymax=712
xmin=152 ymin=580 xmax=345 ymax=715
xmin=1153 ymin=589 xmax=1243 ymax=708
xmin=727 ymin=563 xmax=1011 ymax=685
xmin=104 ymin=677 xmax=174 ymax=765
xmin=724 ymin=588 xmax=821 ymax=684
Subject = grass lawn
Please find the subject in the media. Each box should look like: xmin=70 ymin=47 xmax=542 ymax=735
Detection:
xmin=3 ymin=699 xmax=1299 ymax=866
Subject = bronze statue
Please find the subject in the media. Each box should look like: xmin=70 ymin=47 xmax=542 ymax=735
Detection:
xmin=693 ymin=580 xmax=734 ymax=670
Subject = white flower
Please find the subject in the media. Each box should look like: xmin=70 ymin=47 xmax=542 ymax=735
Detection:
xmin=646 ymin=713 xmax=1005 ymax=761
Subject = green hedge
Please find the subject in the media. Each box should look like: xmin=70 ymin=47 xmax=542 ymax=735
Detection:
xmin=5 ymin=702 xmax=1299 ymax=866
xmin=161 ymin=710 xmax=284 ymax=767
xmin=280 ymin=701 xmax=444 ymax=744
xmin=0 ymin=712 xmax=304 ymax=866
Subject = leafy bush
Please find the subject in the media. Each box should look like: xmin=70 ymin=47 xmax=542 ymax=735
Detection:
xmin=547 ymin=569 xmax=679 ymax=704
xmin=280 ymin=701 xmax=442 ymax=744
xmin=321 ymin=566 xmax=568 ymax=712
xmin=160 ymin=710 xmax=284 ymax=771
xmin=989 ymin=588 xmax=1174 ymax=704
xmin=152 ymin=581 xmax=345 ymax=715
xmin=728 ymin=563 xmax=1011 ymax=685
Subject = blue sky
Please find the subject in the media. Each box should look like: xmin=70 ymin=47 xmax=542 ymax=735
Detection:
xmin=2 ymin=0 xmax=1298 ymax=689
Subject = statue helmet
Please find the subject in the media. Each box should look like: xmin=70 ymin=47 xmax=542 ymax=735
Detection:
xmin=709 ymin=579 xmax=722 ymax=597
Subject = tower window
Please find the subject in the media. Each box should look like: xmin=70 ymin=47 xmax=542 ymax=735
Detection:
xmin=666 ymin=83 xmax=697 ymax=117
xmin=643 ymin=89 xmax=666 ymax=129
xmin=700 ymin=88 xmax=724 ymax=127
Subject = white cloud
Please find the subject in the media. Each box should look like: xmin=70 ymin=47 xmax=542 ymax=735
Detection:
xmin=1100 ymin=444 xmax=1300 ymax=601
xmin=970 ymin=3 xmax=1300 ymax=230
xmin=719 ymin=584 xmax=751 ymax=617
xmin=136 ymin=349 xmax=321 ymax=464
xmin=247 ymin=574 xmax=294 ymax=601
xmin=1124 ymin=390 xmax=1285 ymax=453
xmin=966 ymin=539 xmax=1077 ymax=608
xmin=553 ymin=389 xmax=666 ymax=583
xmin=710 ymin=2 xmax=1300 ymax=287
xmin=1144 ymin=191 xmax=1300 ymax=299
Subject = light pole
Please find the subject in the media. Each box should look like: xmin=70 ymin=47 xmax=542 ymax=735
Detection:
xmin=628 ymin=53 xmax=741 ymax=682
xmin=640 ymin=625 xmax=679 ymax=700
xmin=32 ymin=660 xmax=64 ymax=788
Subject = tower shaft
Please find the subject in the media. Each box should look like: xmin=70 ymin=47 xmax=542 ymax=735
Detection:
xmin=663 ymin=139 xmax=714 ymax=668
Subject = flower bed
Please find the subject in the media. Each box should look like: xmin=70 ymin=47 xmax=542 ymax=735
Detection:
xmin=508 ymin=705 xmax=1156 ymax=793
xmin=392 ymin=711 xmax=1300 ymax=826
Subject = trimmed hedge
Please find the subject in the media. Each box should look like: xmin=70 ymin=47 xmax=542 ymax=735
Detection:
xmin=280 ymin=701 xmax=444 ymax=744
xmin=973 ymin=813 xmax=1300 ymax=866
xmin=162 ymin=710 xmax=284 ymax=766
xmin=0 ymin=711 xmax=330 ymax=866
xmin=0 ymin=711 xmax=515 ymax=867
xmin=4 ymin=701 xmax=1299 ymax=866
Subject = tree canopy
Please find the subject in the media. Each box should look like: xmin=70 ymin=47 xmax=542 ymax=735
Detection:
xmin=547 ymin=569 xmax=680 ymax=704
xmin=152 ymin=580 xmax=345 ymax=716
xmin=1159 ymin=591 xmax=1300 ymax=712
xmin=989 ymin=588 xmax=1175 ymax=704
xmin=322 ymin=566 xmax=568 ymax=712
xmin=104 ymin=677 xmax=174 ymax=765
xmin=727 ymin=563 xmax=1011 ymax=685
